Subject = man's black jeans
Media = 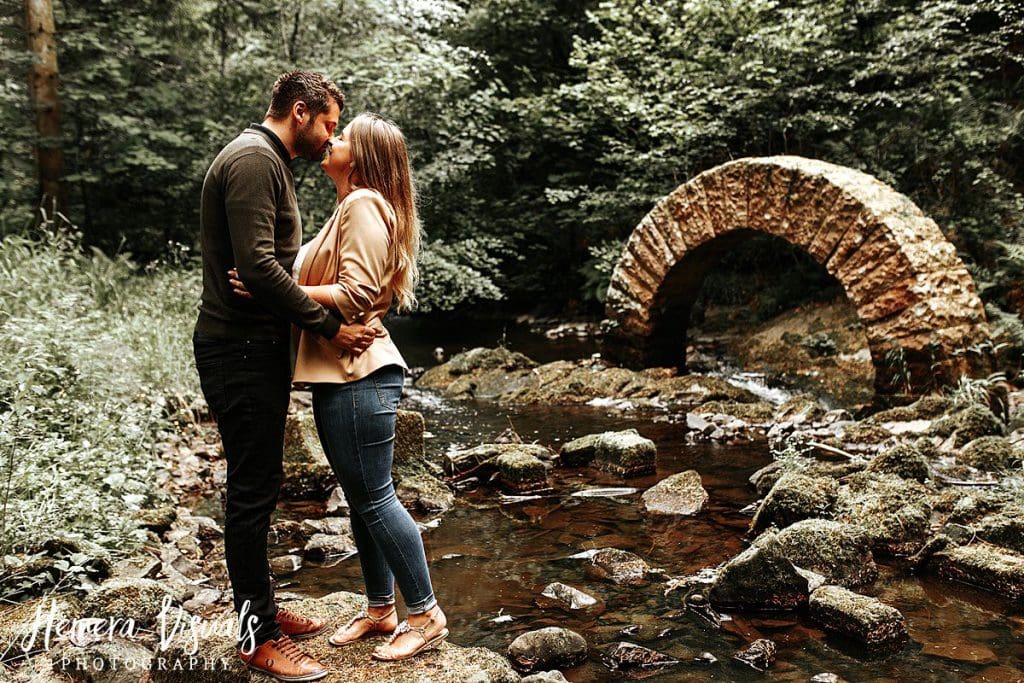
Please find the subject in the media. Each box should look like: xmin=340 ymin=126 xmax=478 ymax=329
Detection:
xmin=193 ymin=332 xmax=290 ymax=650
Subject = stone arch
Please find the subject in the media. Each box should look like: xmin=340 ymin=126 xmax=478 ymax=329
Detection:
xmin=601 ymin=156 xmax=990 ymax=395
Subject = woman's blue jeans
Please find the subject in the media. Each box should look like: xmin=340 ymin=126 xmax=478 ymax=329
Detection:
xmin=311 ymin=364 xmax=437 ymax=615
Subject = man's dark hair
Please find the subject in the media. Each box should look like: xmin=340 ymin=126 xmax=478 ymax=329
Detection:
xmin=266 ymin=71 xmax=345 ymax=120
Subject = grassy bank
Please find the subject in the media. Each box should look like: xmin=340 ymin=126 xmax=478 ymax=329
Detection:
xmin=0 ymin=220 xmax=199 ymax=557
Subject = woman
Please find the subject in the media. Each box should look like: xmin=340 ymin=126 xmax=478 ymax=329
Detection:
xmin=230 ymin=112 xmax=447 ymax=662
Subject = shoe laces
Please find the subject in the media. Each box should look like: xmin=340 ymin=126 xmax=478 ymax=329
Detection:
xmin=279 ymin=608 xmax=309 ymax=624
xmin=276 ymin=635 xmax=310 ymax=664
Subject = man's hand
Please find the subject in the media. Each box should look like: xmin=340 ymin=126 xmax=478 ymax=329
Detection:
xmin=331 ymin=323 xmax=377 ymax=355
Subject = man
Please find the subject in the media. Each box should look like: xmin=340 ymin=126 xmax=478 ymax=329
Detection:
xmin=193 ymin=71 xmax=376 ymax=682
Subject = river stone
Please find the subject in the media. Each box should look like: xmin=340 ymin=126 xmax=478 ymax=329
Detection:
xmin=521 ymin=672 xmax=569 ymax=683
xmin=750 ymin=473 xmax=838 ymax=533
xmin=733 ymin=638 xmax=776 ymax=671
xmin=775 ymin=393 xmax=827 ymax=424
xmin=692 ymin=400 xmax=775 ymax=422
xmin=507 ymin=627 xmax=587 ymax=673
xmin=394 ymin=409 xmax=425 ymax=465
xmin=835 ymin=473 xmax=932 ymax=556
xmin=602 ymin=642 xmax=680 ymax=672
xmin=445 ymin=443 xmax=555 ymax=477
xmin=641 ymin=470 xmax=707 ymax=515
xmin=869 ymin=395 xmax=952 ymax=423
xmin=157 ymin=591 xmax=520 ymax=683
xmin=975 ymin=506 xmax=1024 ymax=553
xmin=283 ymin=411 xmax=324 ymax=463
xmin=396 ymin=471 xmax=456 ymax=512
xmin=0 ymin=594 xmax=84 ymax=663
xmin=538 ymin=582 xmax=598 ymax=610
xmin=865 ymin=443 xmax=930 ymax=481
xmin=769 ymin=519 xmax=878 ymax=588
xmin=269 ymin=520 xmax=310 ymax=547
xmin=560 ymin=429 xmax=656 ymax=476
xmin=304 ymin=532 xmax=357 ymax=560
xmin=301 ymin=517 xmax=352 ymax=538
xmin=933 ymin=404 xmax=1004 ymax=447
xmin=808 ymin=585 xmax=908 ymax=652
xmin=52 ymin=636 xmax=154 ymax=682
xmin=448 ymin=346 xmax=538 ymax=376
xmin=589 ymin=548 xmax=650 ymax=586
xmin=494 ymin=452 xmax=551 ymax=493
xmin=83 ymin=578 xmax=179 ymax=627
xmin=749 ymin=461 xmax=784 ymax=496
xmin=134 ymin=504 xmax=178 ymax=534
xmin=709 ymin=531 xmax=814 ymax=609
xmin=269 ymin=554 xmax=304 ymax=576
xmin=959 ymin=436 xmax=1022 ymax=471
xmin=931 ymin=543 xmax=1024 ymax=600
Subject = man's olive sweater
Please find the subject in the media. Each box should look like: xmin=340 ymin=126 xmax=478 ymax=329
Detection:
xmin=195 ymin=125 xmax=341 ymax=340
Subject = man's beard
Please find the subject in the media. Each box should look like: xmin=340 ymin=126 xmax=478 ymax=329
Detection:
xmin=292 ymin=119 xmax=324 ymax=161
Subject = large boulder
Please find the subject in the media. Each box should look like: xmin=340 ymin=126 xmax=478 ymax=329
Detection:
xmin=641 ymin=470 xmax=707 ymax=516
xmin=959 ymin=436 xmax=1022 ymax=471
xmin=771 ymin=519 xmax=878 ymax=588
xmin=865 ymin=443 xmax=930 ymax=482
xmin=507 ymin=627 xmax=587 ymax=673
xmin=709 ymin=530 xmax=818 ymax=610
xmin=560 ymin=429 xmax=656 ymax=476
xmin=750 ymin=473 xmax=838 ymax=533
xmin=835 ymin=473 xmax=932 ymax=556
xmin=282 ymin=411 xmax=334 ymax=499
xmin=808 ymin=585 xmax=908 ymax=652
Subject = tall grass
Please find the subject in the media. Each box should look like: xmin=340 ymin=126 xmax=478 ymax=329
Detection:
xmin=0 ymin=213 xmax=200 ymax=556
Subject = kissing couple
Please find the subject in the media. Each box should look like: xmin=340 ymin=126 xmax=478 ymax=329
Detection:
xmin=192 ymin=70 xmax=447 ymax=681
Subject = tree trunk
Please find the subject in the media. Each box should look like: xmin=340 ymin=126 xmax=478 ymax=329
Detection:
xmin=24 ymin=0 xmax=64 ymax=211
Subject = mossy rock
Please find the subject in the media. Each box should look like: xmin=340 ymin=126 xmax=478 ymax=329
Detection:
xmin=959 ymin=436 xmax=1022 ymax=471
xmin=0 ymin=594 xmax=84 ymax=663
xmin=495 ymin=452 xmax=551 ymax=493
xmin=865 ymin=443 xmax=930 ymax=482
xmin=808 ymin=585 xmax=908 ymax=652
xmin=750 ymin=473 xmax=838 ymax=533
xmin=83 ymin=577 xmax=180 ymax=626
xmin=835 ymin=473 xmax=932 ymax=556
xmin=692 ymin=400 xmax=776 ymax=422
xmin=931 ymin=543 xmax=1024 ymax=601
xmin=709 ymin=530 xmax=815 ymax=610
xmin=447 ymin=346 xmax=538 ymax=376
xmin=975 ymin=506 xmax=1024 ymax=553
xmin=869 ymin=395 xmax=953 ymax=423
xmin=770 ymin=519 xmax=878 ymax=588
xmin=932 ymin=404 xmax=1004 ymax=447
xmin=775 ymin=393 xmax=827 ymax=423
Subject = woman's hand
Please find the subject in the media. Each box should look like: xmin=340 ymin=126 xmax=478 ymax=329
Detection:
xmin=228 ymin=268 xmax=253 ymax=299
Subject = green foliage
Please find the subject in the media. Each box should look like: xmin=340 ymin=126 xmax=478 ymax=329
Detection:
xmin=0 ymin=210 xmax=197 ymax=555
xmin=415 ymin=237 xmax=505 ymax=313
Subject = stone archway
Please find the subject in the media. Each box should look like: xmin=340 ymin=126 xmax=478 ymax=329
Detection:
xmin=601 ymin=156 xmax=990 ymax=395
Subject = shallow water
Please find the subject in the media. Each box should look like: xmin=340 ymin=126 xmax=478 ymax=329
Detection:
xmin=270 ymin=317 xmax=1024 ymax=681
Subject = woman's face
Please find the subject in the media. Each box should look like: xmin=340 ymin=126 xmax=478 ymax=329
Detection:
xmin=320 ymin=122 xmax=354 ymax=180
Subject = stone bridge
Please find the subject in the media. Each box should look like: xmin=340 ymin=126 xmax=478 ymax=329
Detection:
xmin=601 ymin=156 xmax=990 ymax=395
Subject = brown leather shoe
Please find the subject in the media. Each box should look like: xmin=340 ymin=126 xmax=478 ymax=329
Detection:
xmin=238 ymin=634 xmax=328 ymax=682
xmin=276 ymin=607 xmax=328 ymax=640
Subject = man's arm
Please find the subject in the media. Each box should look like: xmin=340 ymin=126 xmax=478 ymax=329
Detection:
xmin=223 ymin=151 xmax=341 ymax=339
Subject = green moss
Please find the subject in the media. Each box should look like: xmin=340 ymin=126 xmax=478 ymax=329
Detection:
xmin=866 ymin=443 xmax=930 ymax=482
xmin=959 ymin=436 xmax=1022 ymax=471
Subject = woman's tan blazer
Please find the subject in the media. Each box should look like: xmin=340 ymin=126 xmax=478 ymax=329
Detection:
xmin=291 ymin=188 xmax=408 ymax=384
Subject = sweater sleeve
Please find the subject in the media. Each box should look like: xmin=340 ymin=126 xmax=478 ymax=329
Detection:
xmin=330 ymin=193 xmax=394 ymax=324
xmin=224 ymin=152 xmax=341 ymax=338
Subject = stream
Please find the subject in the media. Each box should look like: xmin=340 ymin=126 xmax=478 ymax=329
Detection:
xmin=255 ymin=317 xmax=1024 ymax=680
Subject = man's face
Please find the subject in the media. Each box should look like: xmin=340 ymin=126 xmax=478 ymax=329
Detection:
xmin=293 ymin=100 xmax=341 ymax=162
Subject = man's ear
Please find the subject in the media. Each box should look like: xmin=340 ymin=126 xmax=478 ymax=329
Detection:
xmin=291 ymin=100 xmax=307 ymax=127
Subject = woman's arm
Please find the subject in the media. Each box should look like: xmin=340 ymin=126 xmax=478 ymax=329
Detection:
xmin=328 ymin=193 xmax=393 ymax=325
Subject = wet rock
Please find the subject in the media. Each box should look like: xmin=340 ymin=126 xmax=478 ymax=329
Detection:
xmin=959 ymin=436 xmax=1022 ymax=471
xmin=933 ymin=404 xmax=1004 ymax=447
xmin=182 ymin=587 xmax=223 ymax=613
xmin=709 ymin=531 xmax=815 ymax=610
xmin=304 ymin=532 xmax=357 ymax=560
xmin=538 ymin=582 xmax=598 ymax=610
xmin=560 ymin=429 xmax=656 ymax=476
xmin=832 ymin=421 xmax=896 ymax=449
xmin=641 ymin=470 xmax=707 ymax=516
xmin=693 ymin=400 xmax=775 ymax=422
xmin=52 ymin=637 xmax=154 ymax=681
xmin=808 ymin=585 xmax=908 ymax=652
xmin=602 ymin=642 xmax=680 ymax=673
xmin=269 ymin=520 xmax=310 ymax=547
xmin=83 ymin=578 xmax=179 ymax=627
xmin=494 ymin=451 xmax=552 ymax=493
xmin=750 ymin=473 xmax=838 ymax=533
xmin=521 ymin=672 xmax=569 ymax=683
xmin=325 ymin=486 xmax=350 ymax=515
xmin=775 ymin=393 xmax=827 ymax=424
xmin=283 ymin=410 xmax=326 ymax=462
xmin=749 ymin=461 xmax=784 ymax=496
xmin=931 ymin=543 xmax=1024 ymax=600
xmin=281 ymin=460 xmax=337 ymax=500
xmin=269 ymin=554 xmax=304 ymax=576
xmin=770 ymin=519 xmax=878 ymax=588
xmin=589 ymin=548 xmax=651 ymax=586
xmin=865 ymin=443 xmax=930 ymax=482
xmin=0 ymin=594 xmax=84 ymax=662
xmin=975 ymin=506 xmax=1024 ymax=553
xmin=396 ymin=472 xmax=456 ymax=512
xmin=733 ymin=638 xmax=776 ymax=671
xmin=448 ymin=346 xmax=538 ymax=377
xmin=835 ymin=473 xmax=932 ymax=556
xmin=445 ymin=443 xmax=554 ymax=478
xmin=507 ymin=627 xmax=587 ymax=673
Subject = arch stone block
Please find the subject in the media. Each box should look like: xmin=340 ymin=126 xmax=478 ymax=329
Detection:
xmin=602 ymin=156 xmax=991 ymax=395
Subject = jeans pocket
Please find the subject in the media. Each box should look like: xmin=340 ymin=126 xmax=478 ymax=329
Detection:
xmin=371 ymin=370 xmax=402 ymax=413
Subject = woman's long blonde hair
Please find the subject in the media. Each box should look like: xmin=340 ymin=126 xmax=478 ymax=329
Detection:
xmin=348 ymin=112 xmax=421 ymax=312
